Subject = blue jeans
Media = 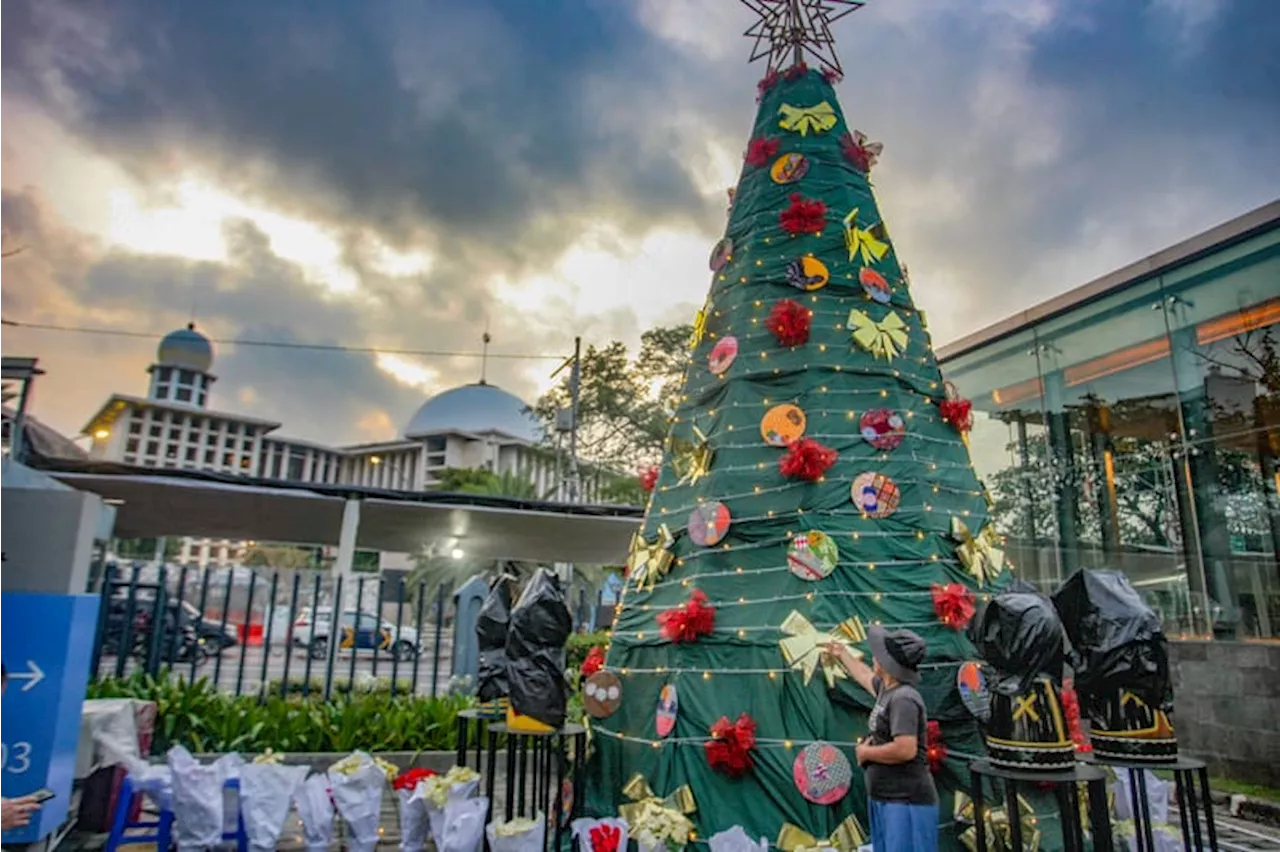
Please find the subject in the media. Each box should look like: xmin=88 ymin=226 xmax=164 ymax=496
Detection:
xmin=868 ymin=797 xmax=939 ymax=852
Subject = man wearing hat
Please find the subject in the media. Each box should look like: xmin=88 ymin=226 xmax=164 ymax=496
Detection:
xmin=825 ymin=626 xmax=938 ymax=851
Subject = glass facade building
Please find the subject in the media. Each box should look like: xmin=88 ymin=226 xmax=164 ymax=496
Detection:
xmin=939 ymin=202 xmax=1280 ymax=639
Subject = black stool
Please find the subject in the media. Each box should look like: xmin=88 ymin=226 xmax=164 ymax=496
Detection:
xmin=456 ymin=708 xmax=500 ymax=771
xmin=1086 ymin=754 xmax=1219 ymax=852
xmin=969 ymin=759 xmax=1114 ymax=852
xmin=484 ymin=722 xmax=587 ymax=852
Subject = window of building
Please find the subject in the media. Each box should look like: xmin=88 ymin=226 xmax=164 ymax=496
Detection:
xmin=168 ymin=428 xmax=182 ymax=440
xmin=157 ymin=367 xmax=172 ymax=382
xmin=222 ymin=453 xmax=234 ymax=467
xmin=129 ymin=420 xmax=142 ymax=435
xmin=146 ymin=441 xmax=159 ymax=455
xmin=185 ymin=447 xmax=197 ymax=461
xmin=176 ymin=388 xmax=193 ymax=402
xmin=149 ymin=425 xmax=162 ymax=437
xmin=156 ymin=384 xmax=170 ymax=397
xmin=126 ymin=439 xmax=139 ymax=453
xmin=204 ymin=450 xmax=215 ymax=464
xmin=166 ymin=444 xmax=178 ymax=459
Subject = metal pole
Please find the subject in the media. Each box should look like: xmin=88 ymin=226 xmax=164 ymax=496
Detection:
xmin=9 ymin=377 xmax=34 ymax=464
xmin=568 ymin=336 xmax=581 ymax=503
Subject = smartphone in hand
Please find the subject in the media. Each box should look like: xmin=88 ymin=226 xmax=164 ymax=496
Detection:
xmin=29 ymin=789 xmax=55 ymax=804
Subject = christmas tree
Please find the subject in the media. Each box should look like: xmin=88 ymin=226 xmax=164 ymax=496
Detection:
xmin=582 ymin=3 xmax=1007 ymax=848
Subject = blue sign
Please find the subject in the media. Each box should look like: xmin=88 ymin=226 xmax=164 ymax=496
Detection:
xmin=2 ymin=593 xmax=100 ymax=844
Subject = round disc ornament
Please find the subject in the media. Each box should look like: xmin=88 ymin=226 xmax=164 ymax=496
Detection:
xmin=583 ymin=671 xmax=622 ymax=719
xmin=860 ymin=408 xmax=906 ymax=451
xmin=761 ymin=404 xmax=807 ymax=447
xmin=688 ymin=501 xmax=731 ymax=547
xmin=859 ymin=267 xmax=892 ymax=304
xmin=770 ymin=152 xmax=810 ymax=185
xmin=851 ymin=472 xmax=901 ymax=518
xmin=708 ymin=336 xmax=739 ymax=375
xmin=957 ymin=661 xmax=992 ymax=723
xmin=710 ymin=237 xmax=734 ymax=272
xmin=655 ymin=684 xmax=679 ymax=738
xmin=786 ymin=256 xmax=829 ymax=291
xmin=786 ymin=530 xmax=839 ymax=581
xmin=793 ymin=742 xmax=852 ymax=805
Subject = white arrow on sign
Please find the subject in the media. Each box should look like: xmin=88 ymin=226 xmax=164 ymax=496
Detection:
xmin=9 ymin=660 xmax=45 ymax=692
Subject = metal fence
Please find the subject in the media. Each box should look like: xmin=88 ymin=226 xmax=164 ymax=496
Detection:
xmin=90 ymin=564 xmax=458 ymax=700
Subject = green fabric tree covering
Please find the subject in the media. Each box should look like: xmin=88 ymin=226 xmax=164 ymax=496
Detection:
xmin=584 ymin=68 xmax=1024 ymax=850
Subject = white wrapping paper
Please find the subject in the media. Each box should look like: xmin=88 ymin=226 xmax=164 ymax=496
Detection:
xmin=239 ymin=762 xmax=309 ymax=851
xmin=399 ymin=786 xmax=431 ymax=852
xmin=415 ymin=768 xmax=482 ymax=852
xmin=1113 ymin=770 xmax=1171 ymax=824
xmin=571 ymin=817 xmax=629 ymax=852
xmin=293 ymin=773 xmax=336 ymax=852
xmin=709 ymin=826 xmax=770 ymax=852
xmin=441 ymin=797 xmax=490 ymax=852
xmin=486 ymin=813 xmax=546 ymax=852
xmin=168 ymin=746 xmax=226 ymax=851
xmin=328 ymin=761 xmax=386 ymax=852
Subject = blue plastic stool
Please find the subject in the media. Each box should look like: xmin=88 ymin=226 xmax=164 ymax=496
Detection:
xmin=105 ymin=774 xmax=248 ymax=851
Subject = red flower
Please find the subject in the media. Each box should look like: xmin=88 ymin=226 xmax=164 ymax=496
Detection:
xmin=779 ymin=438 xmax=837 ymax=481
xmin=1061 ymin=679 xmax=1092 ymax=753
xmin=639 ymin=466 xmax=659 ymax=492
xmin=392 ymin=767 xmax=437 ymax=791
xmin=822 ymin=67 xmax=843 ymax=85
xmin=757 ymin=69 xmax=780 ymax=100
xmin=932 ymin=583 xmax=977 ymax=631
xmin=939 ymin=397 xmax=974 ymax=434
xmin=745 ymin=136 xmax=781 ymax=168
xmin=926 ymin=720 xmax=947 ymax=775
xmin=581 ymin=645 xmax=605 ymax=677
xmin=784 ymin=61 xmax=808 ymax=80
xmin=840 ymin=131 xmax=882 ymax=173
xmin=706 ymin=713 xmax=757 ymax=777
xmin=589 ymin=824 xmax=622 ymax=852
xmin=779 ymin=194 xmax=827 ymax=236
xmin=767 ymin=299 xmax=812 ymax=346
xmin=657 ymin=590 xmax=716 ymax=644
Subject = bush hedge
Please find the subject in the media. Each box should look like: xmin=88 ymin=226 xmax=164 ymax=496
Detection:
xmin=566 ymin=631 xmax=610 ymax=671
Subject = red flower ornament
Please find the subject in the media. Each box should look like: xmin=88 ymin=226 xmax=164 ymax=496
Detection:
xmin=932 ymin=583 xmax=977 ymax=630
xmin=779 ymin=438 xmax=837 ymax=481
xmin=589 ymin=824 xmax=622 ymax=852
xmin=706 ymin=712 xmax=757 ymax=777
xmin=784 ymin=61 xmax=809 ymax=80
xmin=392 ymin=767 xmax=437 ymax=791
xmin=779 ymin=194 xmax=827 ymax=236
xmin=745 ymin=136 xmax=781 ymax=168
xmin=767 ymin=299 xmax=812 ymax=347
xmin=581 ymin=645 xmax=606 ymax=678
xmin=926 ymin=720 xmax=948 ymax=775
xmin=639 ymin=466 xmax=659 ymax=493
xmin=657 ymin=589 xmax=716 ymax=644
xmin=757 ymin=69 xmax=781 ymax=100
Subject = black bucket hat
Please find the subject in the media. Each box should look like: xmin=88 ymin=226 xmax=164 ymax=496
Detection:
xmin=868 ymin=625 xmax=927 ymax=685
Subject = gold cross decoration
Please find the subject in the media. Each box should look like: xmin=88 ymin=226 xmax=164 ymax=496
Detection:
xmin=741 ymin=0 xmax=869 ymax=79
xmin=1012 ymin=694 xmax=1041 ymax=724
xmin=671 ymin=425 xmax=715 ymax=486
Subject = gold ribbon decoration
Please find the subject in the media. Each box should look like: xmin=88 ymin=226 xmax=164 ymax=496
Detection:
xmin=776 ymin=815 xmax=867 ymax=852
xmin=691 ymin=305 xmax=709 ymax=348
xmin=848 ymin=309 xmax=909 ymax=361
xmin=618 ymin=774 xmax=696 ymax=845
xmin=954 ymin=792 xmax=1040 ymax=852
xmin=627 ymin=525 xmax=676 ymax=591
xmin=778 ymin=611 xmax=867 ymax=687
xmin=951 ymin=517 xmax=1006 ymax=587
xmin=843 ymin=208 xmax=890 ymax=265
xmin=778 ymin=101 xmax=838 ymax=136
xmin=672 ymin=425 xmax=714 ymax=486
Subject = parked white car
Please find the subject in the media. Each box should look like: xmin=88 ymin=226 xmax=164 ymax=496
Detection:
xmin=291 ymin=607 xmax=422 ymax=662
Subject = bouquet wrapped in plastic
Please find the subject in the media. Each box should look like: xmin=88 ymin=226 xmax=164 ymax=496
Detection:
xmin=239 ymin=762 xmax=309 ymax=851
xmin=572 ymin=817 xmax=630 ymax=852
xmin=487 ymin=813 xmax=546 ymax=852
xmin=440 ymin=797 xmax=490 ymax=852
xmin=709 ymin=826 xmax=770 ymax=852
xmin=969 ymin=587 xmax=1074 ymax=771
xmin=167 ymin=747 xmax=242 ymax=851
xmin=327 ymin=753 xmax=387 ymax=852
xmin=1053 ymin=569 xmax=1178 ymax=762
xmin=506 ymin=568 xmax=572 ymax=731
xmin=293 ymin=774 xmax=336 ymax=852
xmin=394 ymin=768 xmax=438 ymax=852
xmin=415 ymin=765 xmax=482 ymax=852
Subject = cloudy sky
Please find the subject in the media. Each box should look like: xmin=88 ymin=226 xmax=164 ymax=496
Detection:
xmin=3 ymin=0 xmax=1277 ymax=447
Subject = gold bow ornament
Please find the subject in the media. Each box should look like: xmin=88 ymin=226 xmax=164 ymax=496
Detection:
xmin=848 ymin=309 xmax=909 ymax=361
xmin=950 ymin=517 xmax=1006 ymax=587
xmin=843 ymin=208 xmax=890 ymax=265
xmin=691 ymin=304 xmax=709 ymax=348
xmin=954 ymin=791 xmax=1040 ymax=852
xmin=619 ymin=774 xmax=696 ymax=848
xmin=628 ymin=525 xmax=676 ymax=591
xmin=778 ymin=101 xmax=838 ymax=136
xmin=776 ymin=815 xmax=866 ymax=852
xmin=671 ymin=425 xmax=715 ymax=486
xmin=778 ymin=611 xmax=867 ymax=687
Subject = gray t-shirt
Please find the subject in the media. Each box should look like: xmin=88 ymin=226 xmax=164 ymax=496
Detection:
xmin=864 ymin=677 xmax=938 ymax=805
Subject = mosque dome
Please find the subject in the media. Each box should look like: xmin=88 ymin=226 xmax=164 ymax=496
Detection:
xmin=403 ymin=382 xmax=542 ymax=442
xmin=156 ymin=323 xmax=214 ymax=373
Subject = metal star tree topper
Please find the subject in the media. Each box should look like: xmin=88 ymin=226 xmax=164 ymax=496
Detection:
xmin=741 ymin=0 xmax=866 ymax=78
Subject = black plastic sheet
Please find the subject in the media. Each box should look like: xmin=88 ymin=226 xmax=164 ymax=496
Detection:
xmin=476 ymin=574 xmax=516 ymax=701
xmin=1052 ymin=569 xmax=1171 ymax=707
xmin=506 ymin=568 xmax=572 ymax=727
xmin=969 ymin=588 xmax=1066 ymax=695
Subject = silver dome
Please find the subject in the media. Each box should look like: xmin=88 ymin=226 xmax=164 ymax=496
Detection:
xmin=157 ymin=324 xmax=214 ymax=372
xmin=403 ymin=382 xmax=541 ymax=442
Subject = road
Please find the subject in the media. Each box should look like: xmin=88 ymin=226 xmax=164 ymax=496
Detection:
xmin=98 ymin=634 xmax=458 ymax=698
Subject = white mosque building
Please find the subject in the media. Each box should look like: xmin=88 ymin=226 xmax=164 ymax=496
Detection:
xmin=79 ymin=324 xmax=613 ymax=567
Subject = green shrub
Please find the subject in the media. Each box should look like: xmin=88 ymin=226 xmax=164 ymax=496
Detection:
xmin=88 ymin=672 xmax=473 ymax=755
xmin=565 ymin=631 xmax=610 ymax=671
xmin=263 ymin=675 xmax=415 ymax=697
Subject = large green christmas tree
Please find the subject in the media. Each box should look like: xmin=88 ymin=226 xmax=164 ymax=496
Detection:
xmin=583 ymin=9 xmax=1010 ymax=849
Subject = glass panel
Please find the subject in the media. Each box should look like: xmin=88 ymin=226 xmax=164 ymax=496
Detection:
xmin=1160 ymin=228 xmax=1280 ymax=638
